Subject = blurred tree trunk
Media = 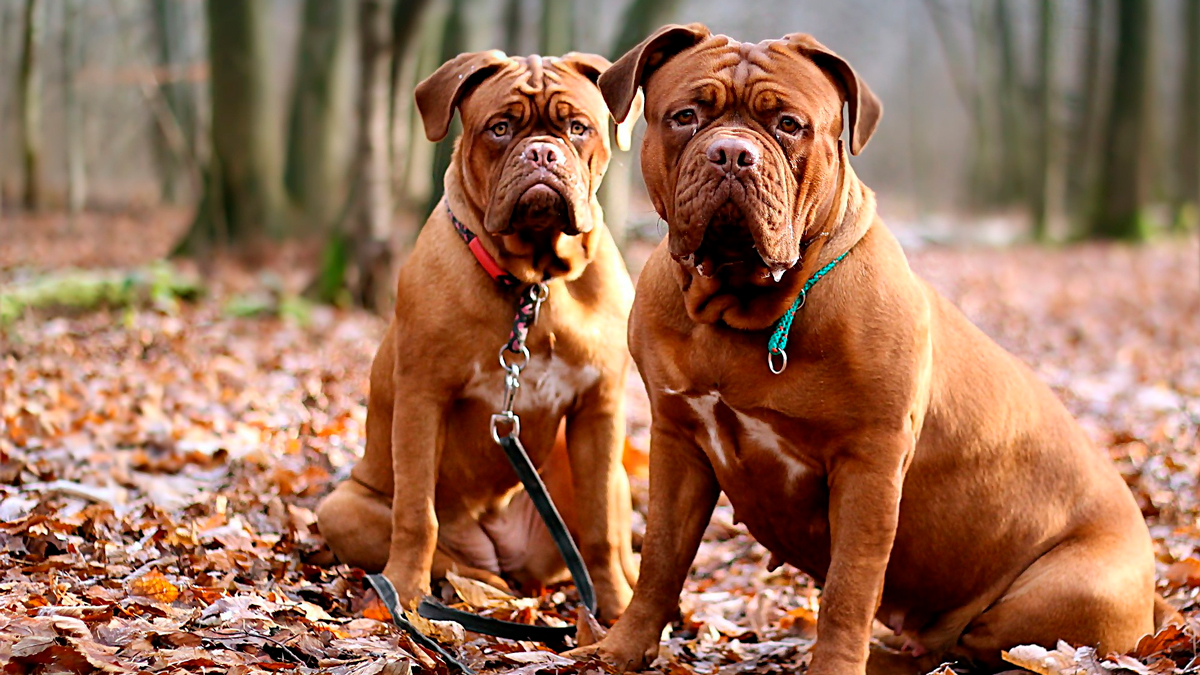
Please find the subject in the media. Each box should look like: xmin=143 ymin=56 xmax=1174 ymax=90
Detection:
xmin=1066 ymin=0 xmax=1105 ymax=222
xmin=62 ymin=0 xmax=85 ymax=217
xmin=388 ymin=0 xmax=430 ymax=224
xmin=925 ymin=0 xmax=995 ymax=208
xmin=313 ymin=0 xmax=396 ymax=310
xmin=18 ymin=0 xmax=43 ymax=211
xmin=601 ymin=0 xmax=683 ymax=246
xmin=398 ymin=5 xmax=446 ymax=213
xmin=0 ymin=1 xmax=11 ymax=212
xmin=176 ymin=0 xmax=282 ymax=255
xmin=502 ymin=0 xmax=522 ymax=55
xmin=611 ymin=0 xmax=680 ymax=59
xmin=284 ymin=0 xmax=354 ymax=234
xmin=1092 ymin=0 xmax=1154 ymax=240
xmin=539 ymin=0 xmax=572 ymax=57
xmin=1029 ymin=0 xmax=1055 ymax=240
xmin=349 ymin=0 xmax=397 ymax=312
xmin=1174 ymin=0 xmax=1200 ymax=231
xmin=993 ymin=0 xmax=1026 ymax=204
xmin=151 ymin=0 xmax=197 ymax=204
xmin=425 ymin=0 xmax=465 ymax=218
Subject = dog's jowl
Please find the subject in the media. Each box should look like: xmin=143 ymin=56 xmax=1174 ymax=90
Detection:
xmin=316 ymin=51 xmax=638 ymax=622
xmin=572 ymin=24 xmax=1173 ymax=674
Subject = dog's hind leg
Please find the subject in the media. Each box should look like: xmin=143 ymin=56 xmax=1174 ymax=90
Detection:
xmin=316 ymin=480 xmax=393 ymax=572
xmin=953 ymin=527 xmax=1155 ymax=668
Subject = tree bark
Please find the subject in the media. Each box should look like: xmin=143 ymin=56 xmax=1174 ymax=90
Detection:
xmin=502 ymin=0 xmax=523 ymax=55
xmin=63 ymin=0 xmax=86 ymax=217
xmin=1175 ymin=0 xmax=1200 ymax=231
xmin=388 ymin=0 xmax=431 ymax=220
xmin=18 ymin=0 xmax=43 ymax=211
xmin=151 ymin=0 xmax=198 ymax=203
xmin=285 ymin=0 xmax=355 ymax=233
xmin=176 ymin=0 xmax=282 ymax=255
xmin=331 ymin=0 xmax=397 ymax=312
xmin=611 ymin=0 xmax=681 ymax=57
xmin=424 ymin=0 xmax=466 ymax=218
xmin=1092 ymin=0 xmax=1154 ymax=240
xmin=1030 ymin=0 xmax=1055 ymax=240
xmin=398 ymin=6 xmax=445 ymax=212
xmin=993 ymin=0 xmax=1026 ymax=204
xmin=1066 ymin=0 xmax=1105 ymax=221
xmin=539 ymin=0 xmax=573 ymax=57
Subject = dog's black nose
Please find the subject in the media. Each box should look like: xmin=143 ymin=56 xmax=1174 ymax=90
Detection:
xmin=523 ymin=142 xmax=559 ymax=168
xmin=707 ymin=137 xmax=759 ymax=175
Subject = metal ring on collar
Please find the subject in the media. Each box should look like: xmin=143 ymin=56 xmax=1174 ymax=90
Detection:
xmin=498 ymin=344 xmax=530 ymax=371
xmin=490 ymin=412 xmax=520 ymax=444
xmin=768 ymin=349 xmax=788 ymax=375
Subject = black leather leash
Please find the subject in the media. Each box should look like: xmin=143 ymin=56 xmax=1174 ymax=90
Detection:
xmin=365 ymin=280 xmax=597 ymax=671
xmin=415 ymin=432 xmax=596 ymax=641
xmin=366 ymin=573 xmax=476 ymax=674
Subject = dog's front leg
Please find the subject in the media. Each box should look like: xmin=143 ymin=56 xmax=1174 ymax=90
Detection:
xmin=566 ymin=381 xmax=634 ymax=621
xmin=809 ymin=431 xmax=912 ymax=675
xmin=381 ymin=383 xmax=446 ymax=609
xmin=569 ymin=416 xmax=719 ymax=670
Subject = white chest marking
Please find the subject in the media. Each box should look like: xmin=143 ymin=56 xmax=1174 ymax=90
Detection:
xmin=685 ymin=392 xmax=728 ymax=466
xmin=463 ymin=355 xmax=600 ymax=413
xmin=733 ymin=409 xmax=811 ymax=483
xmin=683 ymin=393 xmax=813 ymax=482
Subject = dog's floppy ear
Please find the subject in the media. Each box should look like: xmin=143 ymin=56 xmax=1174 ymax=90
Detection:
xmin=599 ymin=23 xmax=710 ymax=124
xmin=558 ymin=51 xmax=612 ymax=84
xmin=784 ymin=34 xmax=882 ymax=155
xmin=560 ymin=52 xmax=643 ymax=152
xmin=415 ymin=50 xmax=510 ymax=142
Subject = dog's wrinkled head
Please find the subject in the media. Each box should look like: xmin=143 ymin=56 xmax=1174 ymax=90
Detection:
xmin=417 ymin=51 xmax=634 ymax=281
xmin=600 ymin=25 xmax=881 ymax=324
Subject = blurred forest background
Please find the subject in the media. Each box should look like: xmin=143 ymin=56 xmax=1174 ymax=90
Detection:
xmin=1 ymin=3 xmax=1198 ymax=671
xmin=0 ymin=0 xmax=1198 ymax=309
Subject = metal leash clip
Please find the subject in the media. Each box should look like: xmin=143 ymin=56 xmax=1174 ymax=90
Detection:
xmin=491 ymin=343 xmax=529 ymax=444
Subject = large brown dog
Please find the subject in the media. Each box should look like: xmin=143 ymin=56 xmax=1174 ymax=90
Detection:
xmin=316 ymin=51 xmax=638 ymax=621
xmin=571 ymin=24 xmax=1170 ymax=673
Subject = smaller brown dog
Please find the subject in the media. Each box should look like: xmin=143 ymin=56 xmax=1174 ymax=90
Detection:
xmin=316 ymin=50 xmax=639 ymax=620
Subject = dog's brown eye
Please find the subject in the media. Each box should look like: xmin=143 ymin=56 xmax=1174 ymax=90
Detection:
xmin=672 ymin=109 xmax=697 ymax=126
xmin=489 ymin=121 xmax=509 ymax=137
xmin=778 ymin=116 xmax=801 ymax=134
xmin=569 ymin=121 xmax=588 ymax=136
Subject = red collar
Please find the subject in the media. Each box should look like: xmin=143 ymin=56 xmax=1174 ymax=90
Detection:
xmin=446 ymin=203 xmax=520 ymax=288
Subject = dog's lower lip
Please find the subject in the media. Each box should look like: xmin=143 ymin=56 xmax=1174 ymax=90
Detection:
xmin=520 ymin=183 xmax=561 ymax=200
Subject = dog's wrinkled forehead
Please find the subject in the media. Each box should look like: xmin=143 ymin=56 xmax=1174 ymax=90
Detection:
xmin=643 ymin=36 xmax=843 ymax=126
xmin=462 ymin=56 xmax=608 ymax=131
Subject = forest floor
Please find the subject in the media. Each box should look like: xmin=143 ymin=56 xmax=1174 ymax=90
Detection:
xmin=1 ymin=212 xmax=1198 ymax=674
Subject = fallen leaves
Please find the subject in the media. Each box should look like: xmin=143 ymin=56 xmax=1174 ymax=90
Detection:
xmin=1 ymin=234 xmax=1198 ymax=674
xmin=127 ymin=569 xmax=181 ymax=604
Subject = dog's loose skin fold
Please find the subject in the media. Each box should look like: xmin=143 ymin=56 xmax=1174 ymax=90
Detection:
xmin=571 ymin=24 xmax=1169 ymax=674
xmin=315 ymin=51 xmax=638 ymax=621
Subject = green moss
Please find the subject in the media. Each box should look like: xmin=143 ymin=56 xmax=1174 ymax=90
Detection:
xmin=0 ymin=263 xmax=203 ymax=325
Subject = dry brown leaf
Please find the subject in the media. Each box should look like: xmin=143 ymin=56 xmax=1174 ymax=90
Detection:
xmin=574 ymin=605 xmax=607 ymax=647
xmin=1164 ymin=558 xmax=1200 ymax=588
xmin=445 ymin=570 xmax=515 ymax=609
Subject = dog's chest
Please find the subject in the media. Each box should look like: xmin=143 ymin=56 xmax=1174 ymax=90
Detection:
xmin=678 ymin=390 xmax=832 ymax=563
xmin=463 ymin=354 xmax=599 ymax=415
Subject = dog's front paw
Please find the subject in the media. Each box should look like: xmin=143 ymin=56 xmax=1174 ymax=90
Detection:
xmin=565 ymin=633 xmax=659 ymax=672
xmin=380 ymin=564 xmax=431 ymax=611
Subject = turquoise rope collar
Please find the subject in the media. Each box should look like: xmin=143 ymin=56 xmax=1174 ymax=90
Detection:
xmin=766 ymin=249 xmax=851 ymax=374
